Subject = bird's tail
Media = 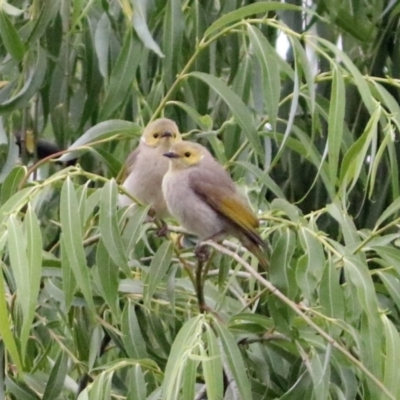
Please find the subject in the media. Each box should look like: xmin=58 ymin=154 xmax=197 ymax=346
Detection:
xmin=246 ymin=241 xmax=269 ymax=272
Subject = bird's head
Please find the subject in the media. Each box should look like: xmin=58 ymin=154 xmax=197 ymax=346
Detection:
xmin=163 ymin=142 xmax=209 ymax=170
xmin=141 ymin=118 xmax=182 ymax=150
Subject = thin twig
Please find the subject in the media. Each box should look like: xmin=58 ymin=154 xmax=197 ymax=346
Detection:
xmin=203 ymin=241 xmax=396 ymax=400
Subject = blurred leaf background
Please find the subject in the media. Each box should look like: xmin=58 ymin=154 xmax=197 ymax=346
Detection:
xmin=1 ymin=0 xmax=400 ymax=399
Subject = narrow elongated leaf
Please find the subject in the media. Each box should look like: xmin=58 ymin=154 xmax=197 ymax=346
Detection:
xmin=0 ymin=10 xmax=25 ymax=61
xmin=270 ymin=227 xmax=296 ymax=295
xmin=59 ymin=120 xmax=140 ymax=162
xmin=143 ymin=241 xmax=173 ymax=305
xmin=60 ymin=178 xmax=95 ymax=313
xmin=382 ymin=315 xmax=400 ymax=399
xmin=375 ymin=197 xmax=400 ymax=229
xmin=0 ymin=165 xmax=26 ymax=203
xmin=94 ymin=14 xmax=111 ymax=78
xmin=42 ymin=351 xmax=69 ymax=400
xmin=0 ymin=258 xmax=23 ymax=374
xmin=127 ymin=364 xmax=146 ymax=400
xmin=203 ymin=326 xmax=223 ymax=400
xmin=28 ymin=0 xmax=60 ymax=44
xmin=296 ymin=226 xmax=324 ymax=300
xmin=377 ymin=272 xmax=400 ymax=312
xmin=162 ymin=316 xmax=203 ymax=400
xmin=188 ymin=72 xmax=262 ymax=154
xmin=122 ymin=301 xmax=148 ymax=360
xmin=213 ymin=319 xmax=252 ymax=400
xmin=328 ymin=66 xmax=345 ymax=186
xmin=204 ymin=2 xmax=302 ymax=38
xmin=319 ymin=258 xmax=345 ymax=321
xmin=7 ymin=216 xmax=30 ymax=322
xmin=181 ymin=358 xmax=197 ymax=400
xmin=100 ymin=30 xmax=142 ymax=119
xmin=131 ymin=0 xmax=164 ymax=57
xmin=0 ymin=132 xmax=19 ymax=184
xmin=89 ymin=371 xmax=112 ymax=400
xmin=0 ymin=187 xmax=35 ymax=226
xmin=99 ymin=180 xmax=130 ymax=277
xmin=339 ymin=105 xmax=380 ymax=195
xmin=0 ymin=47 xmax=47 ymax=113
xmin=247 ymin=25 xmax=280 ymax=131
xmin=343 ymin=254 xmax=380 ymax=326
xmin=60 ymin=238 xmax=76 ymax=312
xmin=94 ymin=240 xmax=120 ymax=318
xmin=122 ymin=204 xmax=151 ymax=252
xmin=162 ymin=0 xmax=183 ymax=86
xmin=20 ymin=206 xmax=42 ymax=356
xmin=319 ymin=38 xmax=376 ymax=114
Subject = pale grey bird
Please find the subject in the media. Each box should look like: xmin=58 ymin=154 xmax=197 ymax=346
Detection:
xmin=118 ymin=118 xmax=182 ymax=219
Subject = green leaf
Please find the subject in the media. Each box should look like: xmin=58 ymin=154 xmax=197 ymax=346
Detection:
xmin=0 ymin=136 xmax=19 ymax=184
xmin=121 ymin=301 xmax=148 ymax=360
xmin=60 ymin=238 xmax=76 ymax=313
xmin=204 ymin=2 xmax=302 ymax=38
xmin=20 ymin=206 xmax=42 ymax=357
xmin=59 ymin=120 xmax=141 ymax=162
xmin=94 ymin=14 xmax=111 ymax=78
xmin=0 ymin=165 xmax=26 ymax=203
xmin=60 ymin=178 xmax=95 ymax=313
xmin=382 ymin=315 xmax=400 ymax=399
xmin=143 ymin=241 xmax=173 ymax=306
xmin=188 ymin=71 xmax=262 ymax=155
xmin=0 ymin=47 xmax=47 ymax=113
xmin=343 ymin=254 xmax=380 ymax=327
xmin=99 ymin=180 xmax=130 ymax=277
xmin=42 ymin=351 xmax=69 ymax=400
xmin=7 ymin=216 xmax=30 ymax=325
xmin=319 ymin=258 xmax=345 ymax=321
xmin=339 ymin=105 xmax=380 ymax=195
xmin=167 ymin=100 xmax=211 ymax=130
xmin=0 ymin=259 xmax=23 ymax=374
xmin=127 ymin=364 xmax=147 ymax=400
xmin=202 ymin=326 xmax=223 ymax=400
xmin=2 ymin=2 xmax=24 ymax=17
xmin=247 ymin=25 xmax=280 ymax=131
xmin=94 ymin=240 xmax=120 ymax=318
xmin=328 ymin=66 xmax=345 ymax=186
xmin=162 ymin=0 xmax=183 ymax=86
xmin=131 ymin=0 xmax=164 ymax=57
xmin=122 ymin=204 xmax=151 ymax=253
xmin=213 ymin=319 xmax=252 ymax=400
xmin=0 ymin=10 xmax=25 ymax=61
xmin=296 ymin=226 xmax=324 ymax=301
xmin=100 ymin=30 xmax=142 ymax=120
xmin=375 ymin=197 xmax=400 ymax=229
xmin=28 ymin=0 xmax=60 ymax=44
xmin=162 ymin=315 xmax=203 ymax=400
xmin=89 ymin=371 xmax=112 ymax=400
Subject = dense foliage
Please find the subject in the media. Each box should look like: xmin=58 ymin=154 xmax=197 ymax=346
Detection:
xmin=1 ymin=0 xmax=400 ymax=399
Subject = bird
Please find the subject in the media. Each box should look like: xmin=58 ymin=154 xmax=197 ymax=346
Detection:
xmin=162 ymin=141 xmax=268 ymax=269
xmin=118 ymin=118 xmax=182 ymax=219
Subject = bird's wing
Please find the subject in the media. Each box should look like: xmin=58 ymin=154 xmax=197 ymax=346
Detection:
xmin=125 ymin=148 xmax=140 ymax=173
xmin=189 ymin=168 xmax=265 ymax=247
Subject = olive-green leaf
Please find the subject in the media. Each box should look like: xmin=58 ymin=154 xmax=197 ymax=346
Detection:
xmin=0 ymin=10 xmax=25 ymax=61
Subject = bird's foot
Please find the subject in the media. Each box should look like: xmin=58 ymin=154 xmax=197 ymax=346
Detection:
xmin=195 ymin=244 xmax=210 ymax=262
xmin=155 ymin=221 xmax=168 ymax=237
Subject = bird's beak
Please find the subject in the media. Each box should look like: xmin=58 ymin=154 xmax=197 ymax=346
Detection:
xmin=161 ymin=131 xmax=172 ymax=138
xmin=163 ymin=151 xmax=180 ymax=158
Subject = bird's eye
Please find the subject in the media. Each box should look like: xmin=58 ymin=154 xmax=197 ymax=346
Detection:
xmin=184 ymin=152 xmax=191 ymax=157
xmin=153 ymin=133 xmax=159 ymax=138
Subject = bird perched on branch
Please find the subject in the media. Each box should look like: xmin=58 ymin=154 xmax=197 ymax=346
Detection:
xmin=118 ymin=118 xmax=182 ymax=219
xmin=162 ymin=141 xmax=268 ymax=269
